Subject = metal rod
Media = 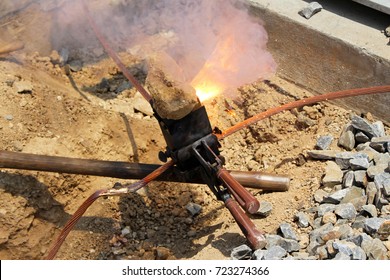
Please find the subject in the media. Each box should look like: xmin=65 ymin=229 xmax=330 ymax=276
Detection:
xmin=224 ymin=198 xmax=266 ymax=250
xmin=0 ymin=150 xmax=290 ymax=191
xmin=218 ymin=168 xmax=260 ymax=214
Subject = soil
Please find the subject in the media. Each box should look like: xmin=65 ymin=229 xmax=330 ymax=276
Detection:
xmin=0 ymin=3 xmax=388 ymax=260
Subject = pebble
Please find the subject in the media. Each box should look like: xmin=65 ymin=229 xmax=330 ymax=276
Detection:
xmin=317 ymin=204 xmax=336 ymax=217
xmin=378 ymin=220 xmax=390 ymax=236
xmin=333 ymin=252 xmax=351 ymax=260
xmin=295 ymin=212 xmax=310 ymax=228
xmin=361 ymin=204 xmax=378 ymax=217
xmin=355 ymin=132 xmax=370 ymax=143
xmin=252 ymin=249 xmax=265 ymax=260
xmin=263 ymin=246 xmax=287 ymax=260
xmin=342 ymin=171 xmax=354 ymax=188
xmin=68 ymin=60 xmax=83 ymax=72
xmin=353 ymin=170 xmax=367 ymax=187
xmin=155 ymin=247 xmax=171 ymax=260
xmin=14 ymin=80 xmax=33 ymax=94
xmin=338 ymin=124 xmax=355 ymax=151
xmin=132 ymin=92 xmax=154 ymax=116
xmin=372 ymin=121 xmax=385 ymax=137
xmin=314 ymin=189 xmax=328 ymax=203
xmin=322 ymin=161 xmax=343 ymax=188
xmin=322 ymin=212 xmax=337 ymax=225
xmin=367 ymin=164 xmax=387 ymax=178
xmin=316 ymin=135 xmax=333 ymax=150
xmin=334 ymin=203 xmax=356 ymax=220
xmin=350 ymin=157 xmax=370 ymax=170
xmin=307 ymin=150 xmax=337 ymax=160
xmin=231 ymin=244 xmax=252 ymax=260
xmin=4 ymin=115 xmax=13 ymax=121
xmin=340 ymin=186 xmax=365 ymax=204
xmin=364 ymin=238 xmax=388 ymax=260
xmin=298 ymin=2 xmax=323 ymax=19
xmin=256 ymin=201 xmax=273 ymax=217
xmin=322 ymin=188 xmax=348 ymax=204
xmin=363 ymin=217 xmax=386 ymax=235
xmin=350 ymin=115 xmax=376 ymax=138
xmin=279 ymin=223 xmax=298 ymax=240
xmin=185 ymin=202 xmax=202 ymax=216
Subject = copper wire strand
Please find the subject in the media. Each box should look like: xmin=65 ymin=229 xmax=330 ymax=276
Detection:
xmin=218 ymin=86 xmax=390 ymax=140
xmin=45 ymin=160 xmax=174 ymax=259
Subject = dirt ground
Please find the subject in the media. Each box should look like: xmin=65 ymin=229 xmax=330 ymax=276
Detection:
xmin=0 ymin=3 xmax=388 ymax=260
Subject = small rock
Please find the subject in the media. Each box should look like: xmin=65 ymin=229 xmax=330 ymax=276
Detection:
xmin=314 ymin=189 xmax=328 ymax=203
xmin=323 ymin=188 xmax=349 ymax=204
xmin=263 ymin=246 xmax=287 ymax=260
xmin=256 ymin=201 xmax=272 ymax=217
xmin=155 ymin=247 xmax=171 ymax=260
xmin=353 ymin=170 xmax=367 ymax=187
xmin=333 ymin=252 xmax=351 ymax=260
xmin=279 ymin=223 xmax=298 ymax=240
xmin=338 ymin=124 xmax=355 ymax=151
xmin=121 ymin=226 xmax=131 ymax=236
xmin=352 ymin=246 xmax=367 ymax=260
xmin=361 ymin=204 xmax=378 ymax=217
xmin=335 ymin=152 xmax=356 ymax=170
xmin=231 ymin=244 xmax=252 ymax=260
xmin=351 ymin=115 xmax=376 ymax=138
xmin=367 ymin=164 xmax=388 ymax=178
xmin=322 ymin=161 xmax=343 ymax=188
xmin=333 ymin=240 xmax=357 ymax=257
xmin=352 ymin=215 xmax=367 ymax=229
xmin=187 ymin=230 xmax=196 ymax=237
xmin=342 ymin=171 xmax=354 ymax=188
xmin=252 ymin=249 xmax=266 ymax=260
xmin=340 ymin=186 xmax=365 ymax=204
xmin=378 ymin=220 xmax=390 ymax=236
xmin=350 ymin=157 xmax=370 ymax=170
xmin=372 ymin=121 xmax=385 ymax=137
xmin=317 ymin=204 xmax=336 ymax=217
xmin=307 ymin=150 xmax=337 ymax=160
xmin=68 ymin=60 xmax=83 ymax=72
xmin=132 ymin=92 xmax=154 ymax=116
xmin=355 ymin=132 xmax=370 ymax=143
xmin=14 ymin=80 xmax=33 ymax=94
xmin=4 ymin=115 xmax=13 ymax=121
xmin=322 ymin=212 xmax=337 ymax=225
xmin=185 ymin=202 xmax=202 ymax=216
xmin=316 ymin=245 xmax=328 ymax=259
xmin=385 ymin=26 xmax=390 ymax=37
xmin=298 ymin=2 xmax=323 ymax=19
xmin=364 ymin=238 xmax=388 ymax=260
xmin=366 ymin=182 xmax=378 ymax=205
xmin=364 ymin=217 xmax=386 ymax=235
xmin=334 ymin=203 xmax=356 ymax=220
xmin=316 ymin=135 xmax=333 ymax=150
xmin=309 ymin=223 xmax=334 ymax=245
xmin=295 ymin=212 xmax=310 ymax=228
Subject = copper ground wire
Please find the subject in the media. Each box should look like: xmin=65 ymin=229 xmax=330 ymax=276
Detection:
xmin=218 ymin=85 xmax=390 ymax=140
xmin=45 ymin=160 xmax=174 ymax=259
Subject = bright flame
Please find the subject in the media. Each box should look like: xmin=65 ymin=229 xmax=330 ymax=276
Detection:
xmin=193 ymin=81 xmax=224 ymax=102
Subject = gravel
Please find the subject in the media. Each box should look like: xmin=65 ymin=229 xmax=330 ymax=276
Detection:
xmin=233 ymin=115 xmax=390 ymax=260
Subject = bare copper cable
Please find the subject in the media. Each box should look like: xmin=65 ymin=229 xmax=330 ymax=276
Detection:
xmin=81 ymin=1 xmax=152 ymax=103
xmin=218 ymin=85 xmax=390 ymax=140
xmin=45 ymin=160 xmax=173 ymax=259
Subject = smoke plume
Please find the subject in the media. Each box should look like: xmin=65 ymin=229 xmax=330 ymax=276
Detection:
xmin=1 ymin=0 xmax=276 ymax=99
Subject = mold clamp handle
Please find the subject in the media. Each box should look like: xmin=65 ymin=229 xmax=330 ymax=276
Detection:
xmin=217 ymin=168 xmax=260 ymax=214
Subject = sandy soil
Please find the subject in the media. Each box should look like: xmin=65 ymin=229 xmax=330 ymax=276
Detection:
xmin=0 ymin=2 xmax=387 ymax=260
